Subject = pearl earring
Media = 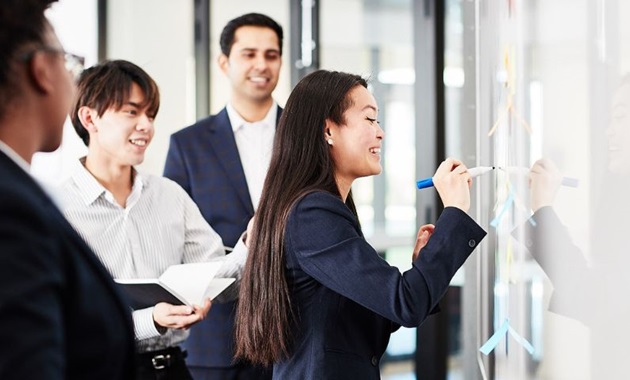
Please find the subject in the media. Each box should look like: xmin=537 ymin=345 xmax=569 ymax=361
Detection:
xmin=327 ymin=138 xmax=333 ymax=145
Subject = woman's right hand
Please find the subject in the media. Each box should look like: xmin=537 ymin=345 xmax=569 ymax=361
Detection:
xmin=432 ymin=157 xmax=472 ymax=212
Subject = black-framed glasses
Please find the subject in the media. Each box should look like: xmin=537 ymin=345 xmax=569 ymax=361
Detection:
xmin=21 ymin=46 xmax=85 ymax=81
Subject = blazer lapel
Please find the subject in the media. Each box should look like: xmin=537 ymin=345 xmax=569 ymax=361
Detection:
xmin=206 ymin=109 xmax=254 ymax=214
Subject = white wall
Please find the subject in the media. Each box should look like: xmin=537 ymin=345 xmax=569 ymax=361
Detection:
xmin=32 ymin=0 xmax=196 ymax=180
xmin=106 ymin=0 xmax=195 ymax=176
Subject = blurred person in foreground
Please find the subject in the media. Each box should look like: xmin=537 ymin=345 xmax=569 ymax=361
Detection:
xmin=0 ymin=0 xmax=134 ymax=378
xmin=234 ymin=70 xmax=487 ymax=379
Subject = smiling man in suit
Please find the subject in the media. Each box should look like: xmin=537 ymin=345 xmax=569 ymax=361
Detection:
xmin=0 ymin=0 xmax=135 ymax=379
xmin=163 ymin=12 xmax=283 ymax=380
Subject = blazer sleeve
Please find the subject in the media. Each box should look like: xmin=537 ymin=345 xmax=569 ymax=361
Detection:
xmin=514 ymin=206 xmax=589 ymax=277
xmin=286 ymin=192 xmax=486 ymax=327
xmin=512 ymin=206 xmax=589 ymax=320
xmin=0 ymin=187 xmax=66 ymax=379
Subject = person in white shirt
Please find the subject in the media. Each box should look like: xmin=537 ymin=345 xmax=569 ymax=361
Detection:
xmin=58 ymin=59 xmax=245 ymax=380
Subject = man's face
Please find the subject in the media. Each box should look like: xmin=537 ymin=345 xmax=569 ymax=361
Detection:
xmin=219 ymin=25 xmax=282 ymax=104
xmin=88 ymin=83 xmax=155 ymax=168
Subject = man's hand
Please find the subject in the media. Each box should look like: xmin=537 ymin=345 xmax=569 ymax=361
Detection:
xmin=153 ymin=298 xmax=212 ymax=330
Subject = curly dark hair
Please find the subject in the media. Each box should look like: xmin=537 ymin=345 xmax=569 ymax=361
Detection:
xmin=0 ymin=0 xmax=57 ymax=120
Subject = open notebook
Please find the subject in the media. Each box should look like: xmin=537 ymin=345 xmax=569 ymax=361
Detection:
xmin=115 ymin=261 xmax=235 ymax=309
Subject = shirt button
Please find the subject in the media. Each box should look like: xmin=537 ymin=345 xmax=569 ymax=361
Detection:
xmin=468 ymin=239 xmax=476 ymax=248
xmin=371 ymin=356 xmax=378 ymax=366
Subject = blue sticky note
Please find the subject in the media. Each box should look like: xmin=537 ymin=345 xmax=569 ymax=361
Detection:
xmin=479 ymin=318 xmax=535 ymax=356
xmin=490 ymin=191 xmax=515 ymax=228
xmin=480 ymin=319 xmax=510 ymax=355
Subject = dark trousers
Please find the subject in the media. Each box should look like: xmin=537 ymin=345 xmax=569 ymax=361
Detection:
xmin=136 ymin=346 xmax=193 ymax=380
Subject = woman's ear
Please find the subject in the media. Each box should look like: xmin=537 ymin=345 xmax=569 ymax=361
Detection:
xmin=324 ymin=119 xmax=336 ymax=137
xmin=324 ymin=119 xmax=336 ymax=146
xmin=77 ymin=106 xmax=98 ymax=134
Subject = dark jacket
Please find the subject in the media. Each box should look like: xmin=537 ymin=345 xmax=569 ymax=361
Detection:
xmin=274 ymin=192 xmax=486 ymax=379
xmin=0 ymin=151 xmax=135 ymax=379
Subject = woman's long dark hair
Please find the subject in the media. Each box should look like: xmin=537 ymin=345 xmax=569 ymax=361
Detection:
xmin=234 ymin=70 xmax=368 ymax=365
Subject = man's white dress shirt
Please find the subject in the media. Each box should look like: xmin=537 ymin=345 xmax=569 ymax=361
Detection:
xmin=226 ymin=102 xmax=277 ymax=210
xmin=59 ymin=159 xmax=246 ymax=353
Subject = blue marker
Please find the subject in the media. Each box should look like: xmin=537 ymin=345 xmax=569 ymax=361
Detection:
xmin=416 ymin=166 xmax=496 ymax=189
xmin=416 ymin=166 xmax=579 ymax=189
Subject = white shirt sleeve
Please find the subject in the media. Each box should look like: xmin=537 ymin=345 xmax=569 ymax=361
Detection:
xmin=133 ymin=307 xmax=163 ymax=340
xmin=216 ymin=235 xmax=247 ymax=280
xmin=180 ymin=188 xmax=225 ymax=263
xmin=211 ymin=232 xmax=248 ymax=302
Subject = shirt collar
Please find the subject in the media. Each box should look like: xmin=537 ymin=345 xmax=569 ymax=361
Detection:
xmin=71 ymin=157 xmax=144 ymax=207
xmin=226 ymin=101 xmax=278 ymax=133
xmin=0 ymin=139 xmax=30 ymax=173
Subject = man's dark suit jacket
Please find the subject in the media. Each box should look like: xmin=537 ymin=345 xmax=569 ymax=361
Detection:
xmin=0 ymin=151 xmax=135 ymax=379
xmin=275 ymin=192 xmax=486 ymax=379
xmin=164 ymin=106 xmax=281 ymax=368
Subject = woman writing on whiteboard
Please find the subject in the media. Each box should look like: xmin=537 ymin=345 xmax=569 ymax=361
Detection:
xmin=234 ymin=70 xmax=486 ymax=379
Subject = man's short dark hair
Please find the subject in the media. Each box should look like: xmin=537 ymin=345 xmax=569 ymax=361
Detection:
xmin=0 ymin=0 xmax=57 ymax=120
xmin=71 ymin=60 xmax=160 ymax=146
xmin=220 ymin=13 xmax=284 ymax=56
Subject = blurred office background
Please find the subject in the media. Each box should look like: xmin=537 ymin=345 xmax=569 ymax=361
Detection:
xmin=34 ymin=0 xmax=630 ymax=379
